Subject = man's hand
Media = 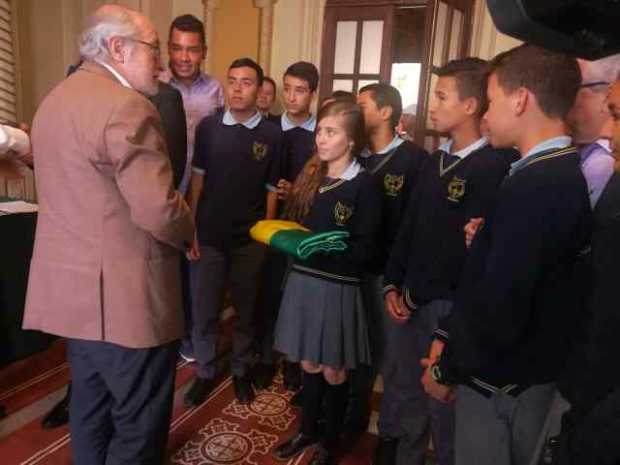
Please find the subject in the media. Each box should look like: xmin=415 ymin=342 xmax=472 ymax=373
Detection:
xmin=186 ymin=232 xmax=201 ymax=261
xmin=276 ymin=179 xmax=292 ymax=201
xmin=384 ymin=290 xmax=411 ymax=323
xmin=464 ymin=217 xmax=484 ymax=248
xmin=420 ymin=358 xmax=455 ymax=403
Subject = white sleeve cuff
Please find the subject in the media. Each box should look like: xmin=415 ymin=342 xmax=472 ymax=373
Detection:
xmin=0 ymin=125 xmax=30 ymax=156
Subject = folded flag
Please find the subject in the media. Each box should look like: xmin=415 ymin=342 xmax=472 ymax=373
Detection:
xmin=250 ymin=220 xmax=349 ymax=260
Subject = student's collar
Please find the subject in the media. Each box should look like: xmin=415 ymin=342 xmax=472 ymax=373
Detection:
xmin=360 ymin=135 xmax=405 ymax=158
xmin=95 ymin=60 xmax=133 ymax=89
xmin=580 ymin=138 xmax=612 ymax=159
xmin=438 ymin=137 xmax=488 ymax=159
xmin=223 ymin=109 xmax=262 ymax=129
xmin=334 ymin=159 xmax=362 ymax=181
xmin=594 ymin=138 xmax=611 ymax=153
xmin=281 ymin=112 xmax=316 ymax=132
xmin=510 ymin=136 xmax=572 ymax=175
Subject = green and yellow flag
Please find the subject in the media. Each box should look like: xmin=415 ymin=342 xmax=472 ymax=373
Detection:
xmin=250 ymin=220 xmax=349 ymax=260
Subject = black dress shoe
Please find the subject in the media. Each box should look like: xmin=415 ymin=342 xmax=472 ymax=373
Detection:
xmin=184 ymin=377 xmax=214 ymax=407
xmin=290 ymin=388 xmax=303 ymax=408
xmin=372 ymin=436 xmax=399 ymax=465
xmin=253 ymin=363 xmax=276 ymax=390
xmin=272 ymin=432 xmax=317 ymax=461
xmin=42 ymin=393 xmax=70 ymax=429
xmin=233 ymin=375 xmax=255 ymax=405
xmin=283 ymin=361 xmax=302 ymax=391
xmin=309 ymin=443 xmax=336 ymax=465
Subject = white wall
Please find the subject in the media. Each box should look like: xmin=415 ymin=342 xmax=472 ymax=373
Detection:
xmin=270 ymin=0 xmax=325 ymax=103
xmin=470 ymin=0 xmax=521 ymax=59
xmin=172 ymin=0 xmax=203 ymax=20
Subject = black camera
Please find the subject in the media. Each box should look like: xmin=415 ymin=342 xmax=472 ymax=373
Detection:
xmin=487 ymin=0 xmax=620 ymax=59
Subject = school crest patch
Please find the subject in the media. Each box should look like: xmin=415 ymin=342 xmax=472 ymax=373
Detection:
xmin=334 ymin=201 xmax=354 ymax=226
xmin=252 ymin=142 xmax=269 ymax=161
xmin=384 ymin=173 xmax=404 ymax=197
xmin=447 ymin=176 xmax=466 ymax=203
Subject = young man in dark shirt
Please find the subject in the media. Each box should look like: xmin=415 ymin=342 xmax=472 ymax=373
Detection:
xmin=253 ymin=62 xmax=320 ymax=391
xmin=422 ymin=45 xmax=590 ymax=465
xmin=348 ymin=83 xmax=427 ymax=435
xmin=380 ymin=58 xmax=508 ymax=465
xmin=184 ymin=58 xmax=282 ymax=407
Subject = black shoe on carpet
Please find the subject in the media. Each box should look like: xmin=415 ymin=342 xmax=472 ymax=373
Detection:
xmin=252 ymin=362 xmax=276 ymax=390
xmin=272 ymin=432 xmax=318 ymax=461
xmin=233 ymin=375 xmax=255 ymax=405
xmin=184 ymin=377 xmax=215 ymax=408
xmin=41 ymin=391 xmax=70 ymax=430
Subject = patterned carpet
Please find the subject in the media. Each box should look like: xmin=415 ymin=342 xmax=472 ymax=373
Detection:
xmin=0 ymin=315 xmax=401 ymax=465
xmin=0 ymin=357 xmax=380 ymax=465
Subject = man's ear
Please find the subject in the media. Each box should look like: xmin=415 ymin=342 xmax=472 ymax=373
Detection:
xmin=463 ymin=96 xmax=479 ymax=117
xmin=513 ymin=87 xmax=529 ymax=117
xmin=380 ymin=105 xmax=393 ymax=123
xmin=108 ymin=36 xmax=126 ymax=64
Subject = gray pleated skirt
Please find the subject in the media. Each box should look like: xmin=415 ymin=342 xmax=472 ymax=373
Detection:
xmin=274 ymin=270 xmax=372 ymax=370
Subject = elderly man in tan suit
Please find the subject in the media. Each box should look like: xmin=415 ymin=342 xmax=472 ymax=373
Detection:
xmin=23 ymin=5 xmax=193 ymax=465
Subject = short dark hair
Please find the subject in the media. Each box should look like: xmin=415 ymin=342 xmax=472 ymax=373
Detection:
xmin=435 ymin=57 xmax=490 ymax=118
xmin=359 ymin=83 xmax=403 ymax=129
xmin=284 ymin=61 xmax=319 ymax=92
xmin=229 ymin=58 xmax=264 ymax=85
xmin=490 ymin=44 xmax=580 ymax=119
xmin=263 ymin=76 xmax=277 ymax=92
xmin=329 ymin=90 xmax=357 ymax=103
xmin=169 ymin=14 xmax=205 ymax=47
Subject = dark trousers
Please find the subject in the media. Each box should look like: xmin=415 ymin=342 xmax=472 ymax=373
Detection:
xmin=455 ymin=383 xmax=554 ymax=465
xmin=67 ymin=338 xmax=178 ymax=465
xmin=379 ymin=299 xmax=455 ymax=465
xmin=255 ymin=249 xmax=288 ymax=364
xmin=189 ymin=241 xmax=265 ymax=379
xmin=347 ymin=273 xmax=385 ymax=424
xmin=179 ymin=254 xmax=194 ymax=357
xmin=558 ymin=387 xmax=620 ymax=465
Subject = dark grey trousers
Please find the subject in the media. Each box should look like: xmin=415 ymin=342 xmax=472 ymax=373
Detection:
xmin=379 ymin=299 xmax=455 ymax=465
xmin=347 ymin=274 xmax=385 ymax=424
xmin=189 ymin=241 xmax=265 ymax=379
xmin=455 ymin=383 xmax=556 ymax=465
xmin=528 ymin=391 xmax=570 ymax=465
xmin=67 ymin=338 xmax=178 ymax=465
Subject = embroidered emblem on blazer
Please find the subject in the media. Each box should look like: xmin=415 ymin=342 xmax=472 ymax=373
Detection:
xmin=447 ymin=176 xmax=466 ymax=203
xmin=252 ymin=142 xmax=269 ymax=161
xmin=384 ymin=174 xmax=404 ymax=197
xmin=334 ymin=201 xmax=354 ymax=226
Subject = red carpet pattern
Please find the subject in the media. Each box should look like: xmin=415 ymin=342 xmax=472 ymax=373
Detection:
xmin=0 ymin=325 xmax=410 ymax=465
xmin=167 ymin=373 xmax=305 ymax=465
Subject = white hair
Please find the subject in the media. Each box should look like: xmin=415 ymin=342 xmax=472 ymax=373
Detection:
xmin=580 ymin=54 xmax=620 ymax=84
xmin=78 ymin=5 xmax=139 ymax=62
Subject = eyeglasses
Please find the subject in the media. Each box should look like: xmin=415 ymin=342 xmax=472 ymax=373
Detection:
xmin=580 ymin=81 xmax=610 ymax=89
xmin=127 ymin=38 xmax=161 ymax=57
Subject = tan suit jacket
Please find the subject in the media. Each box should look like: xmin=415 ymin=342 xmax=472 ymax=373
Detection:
xmin=23 ymin=62 xmax=194 ymax=348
